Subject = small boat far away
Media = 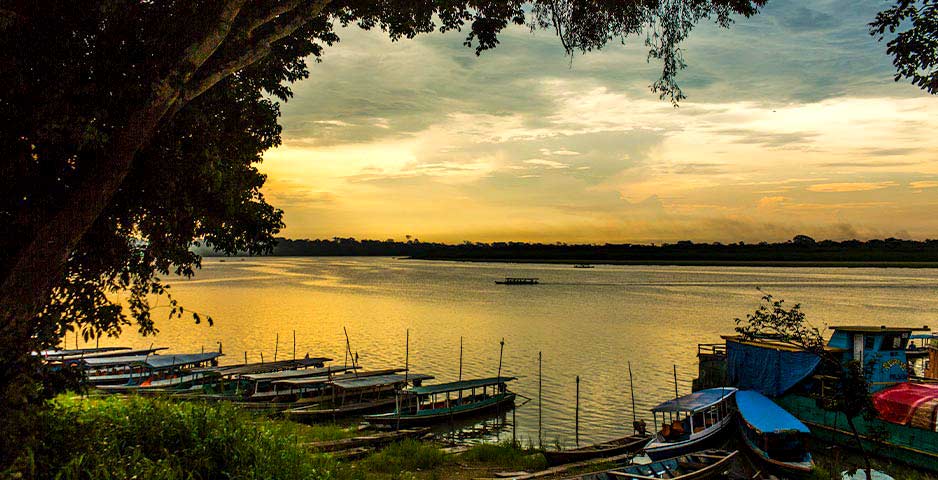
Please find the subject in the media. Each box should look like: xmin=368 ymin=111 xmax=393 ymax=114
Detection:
xmin=562 ymin=449 xmax=738 ymax=480
xmin=736 ymin=390 xmax=814 ymax=476
xmin=573 ymin=264 xmax=595 ymax=268
xmin=645 ymin=387 xmax=737 ymax=461
xmin=494 ymin=277 xmax=539 ymax=285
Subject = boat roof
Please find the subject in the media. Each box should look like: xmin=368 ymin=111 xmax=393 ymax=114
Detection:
xmin=829 ymin=325 xmax=929 ymax=333
xmin=331 ymin=373 xmax=433 ymax=390
xmin=722 ymin=335 xmax=845 ymax=353
xmin=218 ymin=357 xmax=332 ymax=376
xmin=38 ymin=346 xmax=130 ymax=357
xmin=736 ymin=390 xmax=809 ymax=434
xmin=144 ymin=352 xmax=222 ymax=368
xmin=62 ymin=347 xmax=168 ymax=362
xmin=652 ymin=387 xmax=737 ymax=413
xmin=272 ymin=376 xmax=333 ymax=386
xmin=408 ymin=376 xmax=516 ymax=395
xmin=240 ymin=365 xmax=353 ymax=381
xmin=80 ymin=354 xmax=158 ymax=367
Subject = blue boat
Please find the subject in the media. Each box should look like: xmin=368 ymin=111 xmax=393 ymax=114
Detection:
xmin=736 ymin=390 xmax=814 ymax=476
xmin=645 ymin=387 xmax=737 ymax=461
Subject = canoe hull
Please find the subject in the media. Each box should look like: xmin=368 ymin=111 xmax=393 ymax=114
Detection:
xmin=544 ymin=434 xmax=650 ymax=466
xmin=366 ymin=393 xmax=515 ymax=427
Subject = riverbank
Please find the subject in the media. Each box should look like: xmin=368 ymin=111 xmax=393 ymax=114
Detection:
xmin=11 ymin=395 xmax=938 ymax=480
xmin=409 ymin=258 xmax=938 ymax=268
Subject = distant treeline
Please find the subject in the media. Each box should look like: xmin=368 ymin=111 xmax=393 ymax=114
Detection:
xmin=198 ymin=235 xmax=938 ymax=263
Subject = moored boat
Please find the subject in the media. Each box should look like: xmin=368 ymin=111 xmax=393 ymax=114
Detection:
xmin=285 ymin=373 xmax=433 ymax=420
xmin=363 ymin=376 xmax=516 ymax=427
xmin=494 ymin=277 xmax=539 ymax=285
xmin=736 ymin=389 xmax=813 ymax=476
xmin=562 ymin=449 xmax=738 ymax=480
xmin=645 ymin=387 xmax=737 ymax=461
xmin=544 ymin=433 xmax=650 ymax=466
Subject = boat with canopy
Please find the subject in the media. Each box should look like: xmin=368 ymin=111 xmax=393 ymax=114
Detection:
xmin=736 ymin=390 xmax=813 ymax=476
xmin=96 ymin=352 xmax=223 ymax=392
xmin=645 ymin=387 xmax=737 ymax=461
xmin=363 ymin=376 xmax=516 ymax=427
xmin=285 ymin=373 xmax=434 ymax=420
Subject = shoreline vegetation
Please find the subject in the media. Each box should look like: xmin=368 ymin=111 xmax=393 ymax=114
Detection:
xmin=15 ymin=395 xmax=936 ymax=480
xmin=196 ymin=236 xmax=938 ymax=268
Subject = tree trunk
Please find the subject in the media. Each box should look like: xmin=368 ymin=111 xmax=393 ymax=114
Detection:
xmin=845 ymin=414 xmax=873 ymax=480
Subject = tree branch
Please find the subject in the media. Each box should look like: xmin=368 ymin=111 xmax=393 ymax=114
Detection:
xmin=169 ymin=0 xmax=330 ymax=119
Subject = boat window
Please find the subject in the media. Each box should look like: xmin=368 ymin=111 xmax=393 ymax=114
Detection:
xmin=882 ymin=334 xmax=908 ymax=351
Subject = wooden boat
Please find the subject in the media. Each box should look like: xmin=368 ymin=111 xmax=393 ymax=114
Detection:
xmin=544 ymin=433 xmax=650 ymax=466
xmin=363 ymin=376 xmax=516 ymax=427
xmin=563 ymin=449 xmax=738 ymax=480
xmin=573 ymin=264 xmax=595 ymax=269
xmin=285 ymin=373 xmax=433 ymax=420
xmin=96 ymin=352 xmax=223 ymax=392
xmin=736 ymin=390 xmax=813 ymax=476
xmin=645 ymin=387 xmax=737 ymax=461
xmin=495 ymin=277 xmax=538 ymax=285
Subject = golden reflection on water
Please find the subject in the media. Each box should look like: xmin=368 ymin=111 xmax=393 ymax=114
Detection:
xmin=83 ymin=257 xmax=938 ymax=446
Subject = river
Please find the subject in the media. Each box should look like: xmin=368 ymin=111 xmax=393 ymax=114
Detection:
xmin=81 ymin=257 xmax=938 ymax=446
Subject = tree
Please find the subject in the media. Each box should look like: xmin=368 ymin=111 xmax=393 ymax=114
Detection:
xmin=871 ymin=0 xmax=938 ymax=94
xmin=735 ymin=292 xmax=878 ymax=480
xmin=0 ymin=0 xmax=768 ymax=468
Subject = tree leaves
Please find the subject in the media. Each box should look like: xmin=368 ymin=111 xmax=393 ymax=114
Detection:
xmin=870 ymin=0 xmax=938 ymax=94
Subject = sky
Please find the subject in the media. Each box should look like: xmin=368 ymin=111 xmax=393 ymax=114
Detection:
xmin=260 ymin=0 xmax=938 ymax=244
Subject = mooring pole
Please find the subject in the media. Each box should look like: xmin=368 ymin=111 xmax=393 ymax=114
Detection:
xmin=405 ymin=329 xmax=410 ymax=383
xmin=244 ymin=351 xmax=248 ymax=365
xmin=673 ymin=364 xmax=679 ymax=399
xmin=538 ymin=351 xmax=543 ymax=449
xmin=576 ymin=375 xmax=580 ymax=447
xmin=458 ymin=336 xmax=463 ymax=382
xmin=260 ymin=352 xmax=264 ymax=364
xmin=293 ymin=330 xmax=296 ymax=361
xmin=497 ymin=338 xmax=505 ymax=379
xmin=629 ymin=361 xmax=637 ymax=426
xmin=274 ymin=333 xmax=279 ymax=362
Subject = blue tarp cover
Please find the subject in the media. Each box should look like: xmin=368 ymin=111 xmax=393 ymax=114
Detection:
xmin=727 ymin=339 xmax=820 ymax=397
xmin=652 ymin=387 xmax=737 ymax=413
xmin=737 ymin=390 xmax=810 ymax=434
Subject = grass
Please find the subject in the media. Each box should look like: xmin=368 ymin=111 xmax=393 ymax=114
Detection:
xmin=10 ymin=395 xmax=552 ymax=480
xmin=462 ymin=440 xmax=547 ymax=472
xmin=16 ymin=394 xmax=338 ymax=480
xmin=362 ymin=439 xmax=446 ymax=474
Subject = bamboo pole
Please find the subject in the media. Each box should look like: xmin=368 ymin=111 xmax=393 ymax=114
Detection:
xmin=458 ymin=336 xmax=463 ymax=382
xmin=293 ymin=330 xmax=296 ymax=361
xmin=629 ymin=361 xmax=637 ymax=426
xmin=405 ymin=329 xmax=410 ymax=383
xmin=673 ymin=365 xmax=679 ymax=399
xmin=274 ymin=333 xmax=279 ymax=362
xmin=575 ymin=375 xmax=580 ymax=447
xmin=538 ymin=351 xmax=543 ymax=449
xmin=497 ymin=338 xmax=505 ymax=379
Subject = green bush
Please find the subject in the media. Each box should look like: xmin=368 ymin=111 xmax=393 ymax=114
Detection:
xmin=17 ymin=395 xmax=335 ymax=480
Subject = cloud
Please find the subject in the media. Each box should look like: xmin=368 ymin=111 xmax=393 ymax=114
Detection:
xmin=910 ymin=181 xmax=938 ymax=190
xmin=524 ymin=158 xmax=570 ymax=169
xmin=806 ymin=181 xmax=899 ymax=193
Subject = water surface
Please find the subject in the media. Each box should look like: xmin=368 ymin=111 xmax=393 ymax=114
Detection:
xmin=85 ymin=257 xmax=938 ymax=446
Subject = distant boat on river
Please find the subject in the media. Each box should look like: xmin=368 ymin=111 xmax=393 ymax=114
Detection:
xmin=573 ymin=264 xmax=595 ymax=268
xmin=495 ymin=277 xmax=539 ymax=285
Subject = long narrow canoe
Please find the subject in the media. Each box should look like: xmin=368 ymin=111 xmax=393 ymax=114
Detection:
xmin=563 ymin=449 xmax=738 ymax=480
xmin=544 ymin=434 xmax=650 ymax=466
xmin=304 ymin=428 xmax=431 ymax=452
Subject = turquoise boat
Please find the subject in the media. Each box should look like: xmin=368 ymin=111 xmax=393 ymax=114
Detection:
xmin=695 ymin=325 xmax=938 ymax=472
xmin=736 ymin=390 xmax=813 ymax=476
xmin=364 ymin=376 xmax=516 ymax=427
